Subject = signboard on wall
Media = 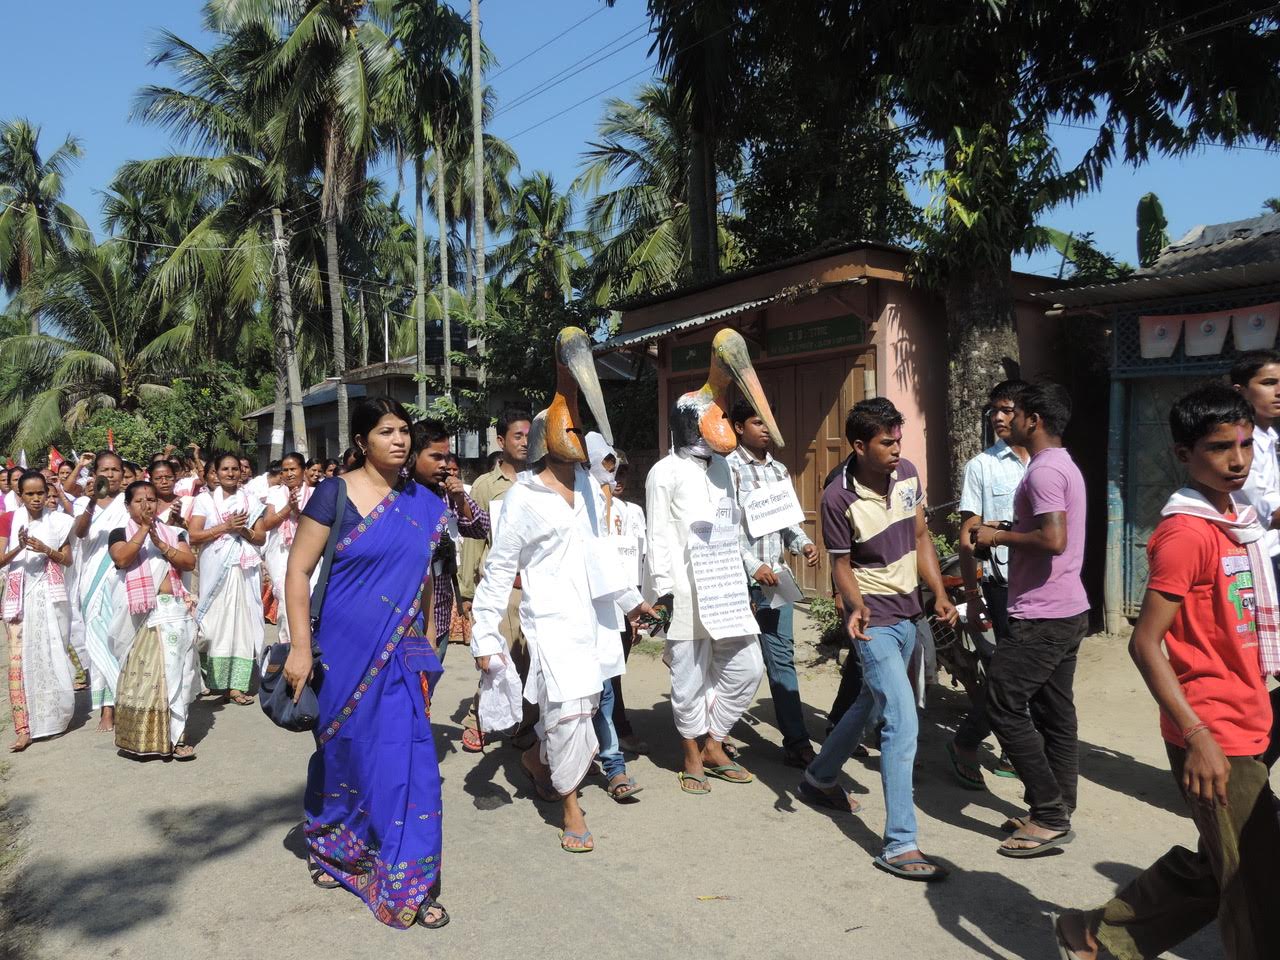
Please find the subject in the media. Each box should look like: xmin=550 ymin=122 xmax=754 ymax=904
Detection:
xmin=766 ymin=316 xmax=866 ymax=356
xmin=670 ymin=338 xmax=762 ymax=372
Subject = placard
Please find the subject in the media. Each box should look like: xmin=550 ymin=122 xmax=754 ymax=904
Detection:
xmin=760 ymin=565 xmax=804 ymax=609
xmin=689 ymin=499 xmax=758 ymax=639
xmin=613 ymin=533 xmax=644 ymax=586
xmin=742 ymin=480 xmax=804 ymax=538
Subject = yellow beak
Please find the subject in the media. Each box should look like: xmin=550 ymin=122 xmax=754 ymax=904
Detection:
xmin=710 ymin=328 xmax=783 ymax=448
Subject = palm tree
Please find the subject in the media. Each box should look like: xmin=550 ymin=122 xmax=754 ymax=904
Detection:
xmin=0 ymin=240 xmax=242 ymax=449
xmin=129 ymin=21 xmax=320 ymax=457
xmin=447 ymin=128 xmax=518 ymax=301
xmin=0 ymin=119 xmax=90 ymax=334
xmin=576 ymin=82 xmax=699 ymax=304
xmin=384 ymin=0 xmax=471 ymax=401
xmin=212 ymin=0 xmax=394 ymax=445
xmin=494 ymin=172 xmax=591 ymax=302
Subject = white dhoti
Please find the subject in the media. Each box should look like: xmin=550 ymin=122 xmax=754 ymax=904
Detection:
xmin=536 ymin=692 xmax=601 ymax=796
xmin=665 ymin=634 xmax=764 ymax=740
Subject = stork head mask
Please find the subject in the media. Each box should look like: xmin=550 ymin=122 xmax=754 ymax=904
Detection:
xmin=526 ymin=326 xmax=613 ymax=464
xmin=670 ymin=328 xmax=783 ymax=456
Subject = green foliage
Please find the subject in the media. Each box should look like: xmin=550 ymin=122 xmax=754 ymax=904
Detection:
xmin=73 ymin=409 xmax=158 ymax=463
xmin=140 ymin=366 xmax=255 ymax=453
xmin=930 ymin=511 xmax=962 ymax=560
xmin=807 ymin=596 xmax=841 ymax=644
xmin=1041 ymin=228 xmax=1134 ymax=284
xmin=1136 ymin=193 xmax=1170 ymax=268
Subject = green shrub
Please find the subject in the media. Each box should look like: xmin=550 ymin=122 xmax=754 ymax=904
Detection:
xmin=808 ymin=596 xmax=842 ymax=644
xmin=72 ymin=409 xmax=158 ymax=463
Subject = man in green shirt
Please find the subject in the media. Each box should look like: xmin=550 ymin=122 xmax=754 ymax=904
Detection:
xmin=459 ymin=408 xmax=533 ymax=752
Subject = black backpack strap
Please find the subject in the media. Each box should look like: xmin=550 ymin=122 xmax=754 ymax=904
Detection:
xmin=309 ymin=477 xmax=348 ymax=627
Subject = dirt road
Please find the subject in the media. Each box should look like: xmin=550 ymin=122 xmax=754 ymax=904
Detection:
xmin=2 ymin=618 xmax=1260 ymax=959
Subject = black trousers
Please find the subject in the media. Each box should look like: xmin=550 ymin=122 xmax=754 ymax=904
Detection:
xmin=954 ymin=581 xmax=1009 ymax=751
xmin=986 ymin=611 xmax=1088 ymax=831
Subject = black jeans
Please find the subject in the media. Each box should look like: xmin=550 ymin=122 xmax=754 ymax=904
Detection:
xmin=986 ymin=611 xmax=1088 ymax=831
xmin=826 ymin=647 xmax=863 ymax=734
xmin=954 ymin=581 xmax=1009 ymax=751
xmin=611 ymin=626 xmax=635 ymax=737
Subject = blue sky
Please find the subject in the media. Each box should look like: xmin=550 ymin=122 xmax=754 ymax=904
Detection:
xmin=3 ymin=0 xmax=1277 ymax=281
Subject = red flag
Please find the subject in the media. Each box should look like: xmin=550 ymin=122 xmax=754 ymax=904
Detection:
xmin=107 ymin=428 xmax=115 ymax=452
xmin=4 ymin=458 xmax=11 ymax=469
xmin=49 ymin=446 xmax=65 ymax=471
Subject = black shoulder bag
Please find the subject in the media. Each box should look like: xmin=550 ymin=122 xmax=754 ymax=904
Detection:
xmin=260 ymin=478 xmax=347 ymax=732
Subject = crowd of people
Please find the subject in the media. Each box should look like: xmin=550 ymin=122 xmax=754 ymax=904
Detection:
xmin=2 ymin=333 xmax=1276 ymax=956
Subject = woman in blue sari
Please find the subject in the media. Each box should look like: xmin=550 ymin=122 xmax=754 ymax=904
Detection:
xmin=283 ymin=398 xmax=450 ymax=929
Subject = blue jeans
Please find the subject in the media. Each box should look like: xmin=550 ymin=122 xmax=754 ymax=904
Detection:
xmin=806 ymin=619 xmax=919 ymax=859
xmin=749 ymin=585 xmax=810 ymax=750
xmin=593 ymin=678 xmax=626 ymax=780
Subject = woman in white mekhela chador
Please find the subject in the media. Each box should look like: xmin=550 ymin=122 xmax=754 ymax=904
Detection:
xmin=73 ymin=451 xmax=130 ymax=732
xmin=3 ymin=472 xmax=75 ymax=752
xmin=188 ymin=453 xmax=266 ymax=706
xmin=260 ymin=452 xmax=314 ymax=645
xmin=110 ymin=480 xmax=200 ymax=760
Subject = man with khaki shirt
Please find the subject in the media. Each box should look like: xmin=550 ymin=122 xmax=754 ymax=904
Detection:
xmin=458 ymin=408 xmax=534 ymax=751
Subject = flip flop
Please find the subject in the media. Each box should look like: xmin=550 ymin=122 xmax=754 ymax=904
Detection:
xmin=1001 ymin=815 xmax=1030 ymax=833
xmin=946 ymin=742 xmax=987 ymax=790
xmin=416 ymin=899 xmax=450 ymax=928
xmin=309 ymin=862 xmax=341 ymax=889
xmin=994 ymin=754 xmax=1020 ymax=778
xmin=997 ymin=827 xmax=1075 ymax=858
xmin=461 ymin=727 xmax=485 ymax=753
xmin=704 ymin=762 xmax=754 ymax=784
xmin=559 ymin=829 xmax=594 ymax=853
xmin=677 ymin=772 xmax=711 ymax=795
xmin=872 ymin=854 xmax=949 ymax=882
xmin=797 ymin=779 xmax=861 ymax=814
xmin=607 ymin=775 xmax=643 ymax=802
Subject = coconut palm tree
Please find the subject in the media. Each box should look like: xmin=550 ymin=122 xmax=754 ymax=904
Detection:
xmin=0 ymin=119 xmax=90 ymax=334
xmin=211 ymin=0 xmax=394 ymax=445
xmin=576 ymin=81 xmax=702 ymax=304
xmin=494 ymin=172 xmax=591 ymax=302
xmin=128 ymin=21 xmax=318 ymax=456
xmin=0 ymin=240 xmax=248 ymax=449
xmin=383 ymin=0 xmax=472 ymax=401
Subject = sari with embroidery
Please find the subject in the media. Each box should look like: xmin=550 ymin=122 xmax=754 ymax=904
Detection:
xmin=302 ymin=479 xmax=448 ymax=929
xmin=77 ymin=493 xmax=129 ymax=708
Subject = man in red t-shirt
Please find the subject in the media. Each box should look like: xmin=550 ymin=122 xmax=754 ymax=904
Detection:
xmin=1054 ymin=383 xmax=1279 ymax=960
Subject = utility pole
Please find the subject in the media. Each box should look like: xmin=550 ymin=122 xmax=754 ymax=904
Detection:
xmin=470 ymin=0 xmax=487 ymax=394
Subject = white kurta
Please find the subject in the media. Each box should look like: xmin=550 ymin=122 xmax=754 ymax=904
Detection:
xmin=644 ymin=451 xmax=763 ymax=739
xmin=73 ymin=493 xmax=129 ymax=707
xmin=192 ymin=488 xmax=265 ymax=692
xmin=471 ymin=467 xmax=640 ymax=792
xmin=644 ymin=451 xmax=741 ymax=641
xmin=5 ymin=509 xmax=75 ymax=739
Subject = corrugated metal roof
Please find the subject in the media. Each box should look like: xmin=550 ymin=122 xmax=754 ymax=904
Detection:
xmin=244 ymin=382 xmax=368 ymax=420
xmin=1035 ymin=213 xmax=1280 ymax=309
xmin=593 ymin=293 xmax=784 ymax=353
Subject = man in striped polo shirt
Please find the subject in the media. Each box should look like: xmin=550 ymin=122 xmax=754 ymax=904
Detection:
xmin=800 ymin=397 xmax=956 ymax=882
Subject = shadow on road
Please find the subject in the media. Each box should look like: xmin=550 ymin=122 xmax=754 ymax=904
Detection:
xmin=5 ymin=785 xmax=301 ymax=943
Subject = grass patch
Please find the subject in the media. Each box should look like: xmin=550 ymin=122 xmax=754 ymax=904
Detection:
xmin=631 ymin=638 xmax=665 ymax=659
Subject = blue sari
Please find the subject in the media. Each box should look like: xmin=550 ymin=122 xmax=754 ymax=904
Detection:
xmin=303 ymin=480 xmax=449 ymax=929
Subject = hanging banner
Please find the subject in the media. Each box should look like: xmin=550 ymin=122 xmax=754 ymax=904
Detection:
xmin=1138 ymin=315 xmax=1182 ymax=358
xmin=1182 ymin=310 xmax=1232 ymax=357
xmin=1231 ymin=303 xmax=1280 ymax=351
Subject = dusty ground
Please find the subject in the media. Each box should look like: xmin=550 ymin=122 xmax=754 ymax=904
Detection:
xmin=1 ymin=614 xmax=1272 ymax=960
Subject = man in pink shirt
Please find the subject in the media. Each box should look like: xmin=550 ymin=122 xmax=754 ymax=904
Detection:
xmin=973 ymin=382 xmax=1089 ymax=859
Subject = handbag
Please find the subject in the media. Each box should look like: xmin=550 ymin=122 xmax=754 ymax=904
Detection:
xmin=260 ymin=478 xmax=347 ymax=732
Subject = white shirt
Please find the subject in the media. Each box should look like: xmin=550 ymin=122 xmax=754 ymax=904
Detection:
xmin=6 ymin=509 xmax=74 ymax=582
xmin=470 ymin=466 xmax=638 ymax=703
xmin=1242 ymin=424 xmax=1280 ymax=556
xmin=958 ymin=439 xmax=1029 ymax=579
xmin=645 ymin=451 xmax=740 ymax=641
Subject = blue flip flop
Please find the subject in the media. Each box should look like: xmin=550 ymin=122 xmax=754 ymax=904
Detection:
xmin=559 ymin=829 xmax=594 ymax=853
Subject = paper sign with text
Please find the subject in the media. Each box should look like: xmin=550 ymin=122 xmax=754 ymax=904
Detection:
xmin=689 ymin=498 xmax=758 ymax=639
xmin=742 ymin=481 xmax=804 ymax=539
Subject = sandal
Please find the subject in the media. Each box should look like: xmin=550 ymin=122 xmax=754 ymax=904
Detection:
xmin=946 ymin=742 xmax=986 ymax=790
xmin=998 ymin=827 xmax=1075 ymax=858
xmin=783 ymin=743 xmax=817 ymax=769
xmin=228 ymin=692 xmax=255 ymax=706
xmin=559 ymin=829 xmax=594 ymax=853
xmin=461 ymin=726 xmax=485 ymax=753
xmin=606 ymin=774 xmax=643 ymax=803
xmin=677 ymin=772 xmax=711 ymax=795
xmin=797 ymin=779 xmax=861 ymax=814
xmin=415 ymin=899 xmax=450 ymax=928
xmin=994 ymin=753 xmax=1020 ymax=778
xmin=872 ymin=854 xmax=949 ymax=882
xmin=171 ymin=742 xmax=197 ymax=762
xmin=1001 ymin=815 xmax=1031 ymax=833
xmin=704 ymin=762 xmax=753 ymax=784
xmin=309 ymin=860 xmax=341 ymax=890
